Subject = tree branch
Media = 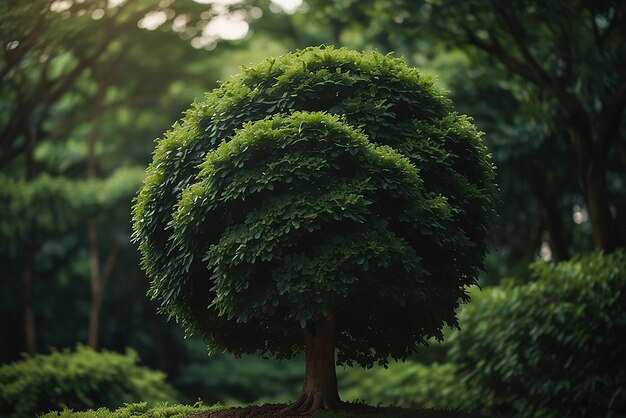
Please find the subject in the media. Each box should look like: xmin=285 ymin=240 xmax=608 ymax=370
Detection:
xmin=492 ymin=7 xmax=569 ymax=104
xmin=598 ymin=4 xmax=625 ymax=47
xmin=0 ymin=34 xmax=111 ymax=154
xmin=460 ymin=24 xmax=538 ymax=83
xmin=0 ymin=5 xmax=48 ymax=80
xmin=461 ymin=11 xmax=593 ymax=154
xmin=47 ymin=95 xmax=159 ymax=140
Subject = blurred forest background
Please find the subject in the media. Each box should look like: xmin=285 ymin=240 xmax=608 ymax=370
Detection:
xmin=1 ymin=0 xmax=625 ymax=416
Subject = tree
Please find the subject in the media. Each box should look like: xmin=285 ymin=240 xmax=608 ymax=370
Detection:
xmin=431 ymin=52 xmax=583 ymax=267
xmin=313 ymin=0 xmax=626 ymax=252
xmin=276 ymin=4 xmax=581 ymax=270
xmin=132 ymin=46 xmax=497 ymax=414
xmin=0 ymin=169 xmax=143 ymax=354
xmin=431 ymin=0 xmax=626 ymax=253
xmin=0 ymin=0 xmax=261 ymax=354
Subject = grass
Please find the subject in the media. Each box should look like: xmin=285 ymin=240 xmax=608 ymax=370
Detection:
xmin=40 ymin=403 xmax=492 ymax=418
xmin=39 ymin=402 xmax=223 ymax=418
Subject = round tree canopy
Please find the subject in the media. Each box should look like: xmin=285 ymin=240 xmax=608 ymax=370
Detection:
xmin=132 ymin=46 xmax=497 ymax=367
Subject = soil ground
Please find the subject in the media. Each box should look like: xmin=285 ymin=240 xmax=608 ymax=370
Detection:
xmin=191 ymin=402 xmax=381 ymax=418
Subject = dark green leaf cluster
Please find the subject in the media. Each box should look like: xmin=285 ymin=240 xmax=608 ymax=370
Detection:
xmin=449 ymin=251 xmax=626 ymax=417
xmin=132 ymin=46 xmax=497 ymax=366
xmin=0 ymin=345 xmax=177 ymax=418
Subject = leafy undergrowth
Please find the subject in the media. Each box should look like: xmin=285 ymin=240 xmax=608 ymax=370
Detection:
xmin=41 ymin=403 xmax=490 ymax=418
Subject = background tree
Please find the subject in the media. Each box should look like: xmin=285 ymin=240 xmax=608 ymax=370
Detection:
xmin=0 ymin=0 xmax=267 ymax=358
xmin=133 ymin=47 xmax=497 ymax=414
xmin=311 ymin=0 xmax=626 ymax=252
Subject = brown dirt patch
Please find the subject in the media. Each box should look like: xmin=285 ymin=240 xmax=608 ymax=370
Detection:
xmin=190 ymin=402 xmax=381 ymax=418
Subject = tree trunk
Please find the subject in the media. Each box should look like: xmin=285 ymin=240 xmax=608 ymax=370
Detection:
xmin=581 ymin=159 xmax=622 ymax=252
xmin=528 ymin=171 xmax=569 ymax=261
xmin=542 ymin=201 xmax=570 ymax=261
xmin=568 ymin=121 xmax=622 ymax=253
xmin=22 ymin=124 xmax=37 ymax=356
xmin=286 ymin=317 xmax=341 ymax=414
xmin=87 ymin=219 xmax=102 ymax=349
xmin=22 ymin=245 xmax=36 ymax=356
xmin=86 ymin=80 xmax=105 ymax=350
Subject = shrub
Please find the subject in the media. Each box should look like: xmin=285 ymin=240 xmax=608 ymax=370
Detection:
xmin=0 ymin=345 xmax=177 ymax=418
xmin=448 ymin=251 xmax=626 ymax=417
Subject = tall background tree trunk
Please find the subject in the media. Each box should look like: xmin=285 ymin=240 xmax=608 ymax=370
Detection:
xmin=581 ymin=157 xmax=622 ymax=252
xmin=86 ymin=81 xmax=105 ymax=350
xmin=85 ymin=54 xmax=127 ymax=349
xmin=22 ymin=245 xmax=36 ymax=356
xmin=528 ymin=171 xmax=570 ymax=261
xmin=22 ymin=124 xmax=38 ymax=355
xmin=87 ymin=219 xmax=102 ymax=349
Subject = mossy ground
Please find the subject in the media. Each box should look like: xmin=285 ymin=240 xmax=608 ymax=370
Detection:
xmin=41 ymin=403 xmax=490 ymax=418
xmin=40 ymin=402 xmax=222 ymax=418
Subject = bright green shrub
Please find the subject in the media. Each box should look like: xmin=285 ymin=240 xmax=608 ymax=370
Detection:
xmin=132 ymin=46 xmax=497 ymax=369
xmin=41 ymin=402 xmax=219 ymax=418
xmin=449 ymin=251 xmax=626 ymax=417
xmin=0 ymin=346 xmax=177 ymax=418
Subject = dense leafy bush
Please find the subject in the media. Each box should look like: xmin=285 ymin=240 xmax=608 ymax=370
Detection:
xmin=41 ymin=402 xmax=219 ymax=418
xmin=0 ymin=346 xmax=177 ymax=418
xmin=449 ymin=251 xmax=626 ymax=417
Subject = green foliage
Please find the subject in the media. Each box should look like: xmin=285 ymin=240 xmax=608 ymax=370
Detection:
xmin=176 ymin=340 xmax=455 ymax=407
xmin=339 ymin=362 xmax=475 ymax=410
xmin=40 ymin=403 xmax=485 ymax=418
xmin=0 ymin=167 xmax=143 ymax=249
xmin=0 ymin=0 xmax=244 ymax=166
xmin=41 ymin=402 xmax=220 ymax=418
xmin=0 ymin=345 xmax=177 ymax=418
xmin=448 ymin=251 xmax=626 ymax=417
xmin=174 ymin=339 xmax=303 ymax=405
xmin=133 ymin=46 xmax=497 ymax=367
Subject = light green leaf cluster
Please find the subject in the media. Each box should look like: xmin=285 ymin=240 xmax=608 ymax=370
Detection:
xmin=0 ymin=345 xmax=177 ymax=418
